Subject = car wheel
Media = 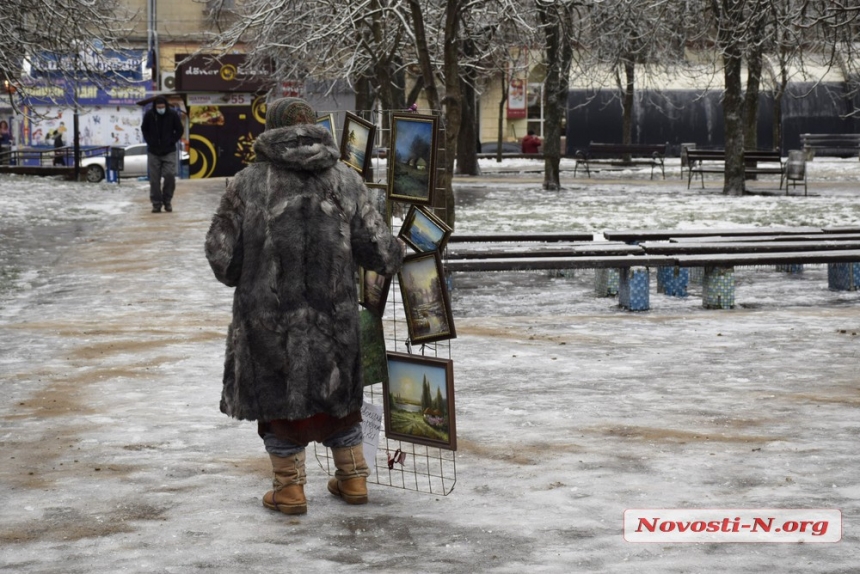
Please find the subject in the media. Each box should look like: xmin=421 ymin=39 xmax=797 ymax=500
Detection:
xmin=85 ymin=164 xmax=105 ymax=183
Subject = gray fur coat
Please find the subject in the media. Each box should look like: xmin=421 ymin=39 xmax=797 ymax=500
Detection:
xmin=205 ymin=124 xmax=403 ymax=422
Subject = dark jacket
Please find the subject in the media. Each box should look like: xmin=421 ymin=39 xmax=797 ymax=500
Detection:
xmin=205 ymin=123 xmax=403 ymax=422
xmin=141 ymin=106 xmax=183 ymax=156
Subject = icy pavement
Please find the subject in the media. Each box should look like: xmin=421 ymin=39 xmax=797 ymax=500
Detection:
xmin=0 ymin=164 xmax=859 ymax=573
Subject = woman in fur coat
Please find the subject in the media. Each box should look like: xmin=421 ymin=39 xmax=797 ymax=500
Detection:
xmin=205 ymin=98 xmax=404 ymax=515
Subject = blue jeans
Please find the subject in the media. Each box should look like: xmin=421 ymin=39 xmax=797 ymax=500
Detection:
xmin=263 ymin=423 xmax=363 ymax=457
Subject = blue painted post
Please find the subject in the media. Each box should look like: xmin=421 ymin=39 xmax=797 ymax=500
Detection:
xmin=594 ymin=268 xmax=620 ymax=297
xmin=619 ymin=267 xmax=650 ymax=311
xmin=827 ymin=262 xmax=860 ymax=291
xmin=658 ymin=267 xmax=689 ymax=297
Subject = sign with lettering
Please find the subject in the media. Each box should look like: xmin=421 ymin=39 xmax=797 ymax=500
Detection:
xmin=361 ymin=401 xmax=383 ymax=474
xmin=19 ymin=79 xmax=147 ymax=106
xmin=29 ymin=49 xmax=147 ymax=81
xmin=175 ymin=54 xmax=273 ymax=92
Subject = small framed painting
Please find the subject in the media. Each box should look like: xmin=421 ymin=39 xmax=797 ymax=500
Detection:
xmin=316 ymin=113 xmax=337 ymax=145
xmin=398 ymin=251 xmax=456 ymax=344
xmin=384 ymin=352 xmax=456 ymax=450
xmin=388 ymin=113 xmax=438 ymax=204
xmin=340 ymin=112 xmax=375 ymax=178
xmin=359 ymin=267 xmax=392 ymax=317
xmin=398 ymin=205 xmax=452 ymax=253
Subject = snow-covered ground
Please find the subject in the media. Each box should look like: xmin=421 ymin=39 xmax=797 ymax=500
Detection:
xmin=1 ymin=160 xmax=859 ymax=573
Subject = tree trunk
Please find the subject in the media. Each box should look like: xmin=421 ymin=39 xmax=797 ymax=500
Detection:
xmin=354 ymin=74 xmax=375 ymax=118
xmin=408 ymin=0 xmax=441 ymax=112
xmin=622 ymin=60 xmax=635 ymax=147
xmin=743 ymin=47 xmax=762 ymax=151
xmin=456 ymin=38 xmax=479 ymax=176
xmin=456 ymin=74 xmax=479 ymax=175
xmin=437 ymin=0 xmax=462 ymax=228
xmin=621 ymin=59 xmax=635 ymax=163
xmin=771 ymin=96 xmax=782 ymax=153
xmin=722 ymin=50 xmax=746 ymax=196
xmin=496 ymin=68 xmax=508 ymax=163
xmin=538 ymin=2 xmax=573 ymax=191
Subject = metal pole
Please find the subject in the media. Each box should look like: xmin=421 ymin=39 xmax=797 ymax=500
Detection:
xmin=73 ymin=54 xmax=80 ymax=180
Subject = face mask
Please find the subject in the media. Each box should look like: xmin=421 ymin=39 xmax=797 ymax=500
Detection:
xmin=156 ymin=107 xmax=166 ymax=115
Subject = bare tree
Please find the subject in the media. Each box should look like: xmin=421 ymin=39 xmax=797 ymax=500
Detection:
xmin=580 ymin=0 xmax=688 ymax=151
xmin=691 ymin=0 xmax=835 ymax=195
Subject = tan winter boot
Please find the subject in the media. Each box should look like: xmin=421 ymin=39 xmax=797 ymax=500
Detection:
xmin=262 ymin=451 xmax=307 ymax=515
xmin=327 ymin=445 xmax=370 ymax=505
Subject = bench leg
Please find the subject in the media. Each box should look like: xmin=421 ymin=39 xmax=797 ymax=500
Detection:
xmin=702 ymin=266 xmax=735 ymax=309
xmin=827 ymin=262 xmax=860 ymax=291
xmin=594 ymin=268 xmax=620 ymax=296
xmin=619 ymin=267 xmax=650 ymax=311
xmin=657 ymin=266 xmax=689 ymax=297
xmin=688 ymin=267 xmax=704 ymax=286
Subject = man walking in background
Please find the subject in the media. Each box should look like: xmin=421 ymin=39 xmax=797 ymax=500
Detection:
xmin=142 ymin=96 xmax=183 ymax=213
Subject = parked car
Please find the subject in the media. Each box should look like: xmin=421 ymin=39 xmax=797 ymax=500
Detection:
xmin=80 ymin=144 xmax=189 ymax=183
xmin=480 ymin=141 xmax=522 ymax=154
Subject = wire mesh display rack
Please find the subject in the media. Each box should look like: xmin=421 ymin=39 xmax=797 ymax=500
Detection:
xmin=314 ymin=108 xmax=456 ymax=496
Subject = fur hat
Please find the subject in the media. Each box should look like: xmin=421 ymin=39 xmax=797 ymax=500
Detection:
xmin=265 ymin=97 xmax=316 ymax=130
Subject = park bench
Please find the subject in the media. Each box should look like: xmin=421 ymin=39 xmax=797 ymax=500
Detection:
xmin=669 ymin=249 xmax=860 ymax=308
xmin=444 ymin=226 xmax=860 ymax=311
xmin=573 ymin=142 xmax=667 ymax=179
xmin=800 ymin=133 xmax=860 ymax=159
xmin=685 ymin=149 xmax=785 ymax=189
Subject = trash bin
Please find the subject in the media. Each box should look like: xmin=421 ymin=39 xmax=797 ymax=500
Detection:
xmin=107 ymin=146 xmax=125 ymax=183
xmin=786 ymin=149 xmax=807 ymax=195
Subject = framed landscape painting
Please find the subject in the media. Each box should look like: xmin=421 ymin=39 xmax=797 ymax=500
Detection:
xmin=399 ymin=205 xmax=452 ymax=253
xmin=398 ymin=251 xmax=456 ymax=344
xmin=316 ymin=113 xmax=337 ymax=145
xmin=359 ymin=267 xmax=392 ymax=317
xmin=388 ymin=113 xmax=438 ymax=204
xmin=340 ymin=112 xmax=375 ymax=177
xmin=384 ymin=352 xmax=456 ymax=450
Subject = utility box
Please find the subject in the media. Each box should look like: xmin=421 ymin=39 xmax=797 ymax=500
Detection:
xmin=109 ymin=146 xmax=125 ymax=171
xmin=106 ymin=147 xmax=125 ymax=183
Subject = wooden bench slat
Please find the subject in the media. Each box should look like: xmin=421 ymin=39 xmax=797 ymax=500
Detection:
xmin=672 ymin=233 xmax=860 ymax=243
xmin=603 ymin=227 xmax=821 ymax=242
xmin=675 ymin=250 xmax=860 ymax=267
xmin=445 ymin=255 xmax=675 ymax=272
xmin=447 ymin=244 xmax=643 ymax=260
xmin=642 ymin=240 xmax=860 ymax=255
xmin=448 ymin=232 xmax=595 ymax=243
xmin=822 ymin=226 xmax=860 ymax=234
